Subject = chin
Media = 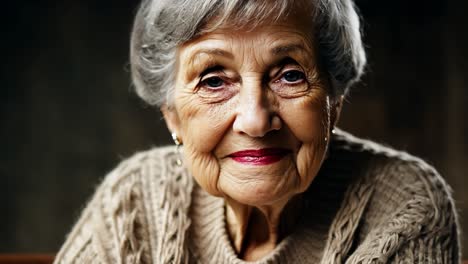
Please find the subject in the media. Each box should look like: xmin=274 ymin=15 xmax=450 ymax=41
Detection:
xmin=220 ymin=178 xmax=297 ymax=207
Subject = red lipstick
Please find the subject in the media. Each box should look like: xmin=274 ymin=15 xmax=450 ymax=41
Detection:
xmin=229 ymin=148 xmax=290 ymax=165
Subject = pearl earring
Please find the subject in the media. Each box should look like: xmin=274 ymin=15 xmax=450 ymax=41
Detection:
xmin=171 ymin=132 xmax=183 ymax=166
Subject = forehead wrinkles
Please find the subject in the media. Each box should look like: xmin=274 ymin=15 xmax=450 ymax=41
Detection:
xmin=176 ymin=37 xmax=228 ymax=82
xmin=231 ymin=29 xmax=315 ymax=70
xmin=177 ymin=24 xmax=316 ymax=78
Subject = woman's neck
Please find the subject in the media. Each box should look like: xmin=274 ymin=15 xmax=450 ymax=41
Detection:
xmin=225 ymin=195 xmax=303 ymax=261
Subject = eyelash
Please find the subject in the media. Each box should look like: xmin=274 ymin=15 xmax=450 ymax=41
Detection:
xmin=275 ymin=69 xmax=306 ymax=85
xmin=196 ymin=64 xmax=307 ymax=91
xmin=199 ymin=74 xmax=229 ymax=90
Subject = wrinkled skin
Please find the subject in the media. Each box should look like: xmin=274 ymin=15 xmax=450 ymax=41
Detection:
xmin=162 ymin=15 xmax=342 ymax=261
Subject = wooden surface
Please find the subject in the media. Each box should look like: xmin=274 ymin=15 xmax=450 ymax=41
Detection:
xmin=0 ymin=255 xmax=54 ymax=264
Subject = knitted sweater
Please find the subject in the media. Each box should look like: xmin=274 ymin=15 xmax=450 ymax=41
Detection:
xmin=54 ymin=130 xmax=460 ymax=263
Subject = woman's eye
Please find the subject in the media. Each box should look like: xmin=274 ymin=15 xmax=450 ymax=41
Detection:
xmin=202 ymin=76 xmax=224 ymax=88
xmin=196 ymin=74 xmax=236 ymax=103
xmin=270 ymin=68 xmax=310 ymax=98
xmin=281 ymin=70 xmax=305 ymax=83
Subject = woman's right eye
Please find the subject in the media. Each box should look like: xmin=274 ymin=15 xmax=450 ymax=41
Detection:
xmin=202 ymin=76 xmax=224 ymax=88
xmin=196 ymin=74 xmax=236 ymax=103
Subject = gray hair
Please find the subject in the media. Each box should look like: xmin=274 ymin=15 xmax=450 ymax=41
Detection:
xmin=130 ymin=0 xmax=366 ymax=107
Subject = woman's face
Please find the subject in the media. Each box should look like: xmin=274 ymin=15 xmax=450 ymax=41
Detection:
xmin=164 ymin=16 xmax=340 ymax=207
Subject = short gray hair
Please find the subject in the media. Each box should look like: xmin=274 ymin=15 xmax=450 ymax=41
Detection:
xmin=130 ymin=0 xmax=366 ymax=107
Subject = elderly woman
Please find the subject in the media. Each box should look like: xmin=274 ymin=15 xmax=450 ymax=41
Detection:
xmin=55 ymin=0 xmax=460 ymax=263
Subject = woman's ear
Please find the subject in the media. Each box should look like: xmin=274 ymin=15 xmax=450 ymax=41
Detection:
xmin=330 ymin=95 xmax=344 ymax=129
xmin=161 ymin=104 xmax=181 ymax=136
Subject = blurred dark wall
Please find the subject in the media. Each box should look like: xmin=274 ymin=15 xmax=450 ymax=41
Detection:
xmin=2 ymin=0 xmax=467 ymax=257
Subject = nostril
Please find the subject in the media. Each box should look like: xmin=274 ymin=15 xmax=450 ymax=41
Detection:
xmin=233 ymin=111 xmax=281 ymax=137
xmin=233 ymin=88 xmax=280 ymax=137
xmin=271 ymin=115 xmax=282 ymax=131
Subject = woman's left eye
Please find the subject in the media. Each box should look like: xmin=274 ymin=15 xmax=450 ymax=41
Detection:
xmin=281 ymin=70 xmax=305 ymax=83
xmin=270 ymin=67 xmax=310 ymax=97
xmin=203 ymin=76 xmax=224 ymax=88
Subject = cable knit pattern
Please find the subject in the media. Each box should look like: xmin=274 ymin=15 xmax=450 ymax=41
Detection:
xmin=54 ymin=130 xmax=460 ymax=263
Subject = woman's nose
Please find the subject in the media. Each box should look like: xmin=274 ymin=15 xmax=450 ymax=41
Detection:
xmin=232 ymin=85 xmax=281 ymax=137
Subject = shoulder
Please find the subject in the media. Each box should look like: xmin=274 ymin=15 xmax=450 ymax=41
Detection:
xmin=331 ymin=129 xmax=452 ymax=199
xmin=55 ymin=146 xmax=193 ymax=263
xmin=329 ymin=129 xmax=460 ymax=262
xmin=331 ymin=129 xmax=457 ymax=228
xmin=89 ymin=145 xmax=191 ymax=214
xmin=101 ymin=145 xmax=185 ymax=189
xmin=333 ymin=129 xmax=455 ymax=207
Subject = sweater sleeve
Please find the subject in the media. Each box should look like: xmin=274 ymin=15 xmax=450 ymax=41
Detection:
xmin=54 ymin=147 xmax=192 ymax=264
xmin=388 ymin=160 xmax=460 ymax=264
xmin=54 ymin=169 xmax=151 ymax=263
xmin=345 ymin=156 xmax=461 ymax=264
xmin=53 ymin=152 xmax=149 ymax=264
xmin=53 ymin=188 xmax=104 ymax=264
xmin=390 ymin=226 xmax=460 ymax=263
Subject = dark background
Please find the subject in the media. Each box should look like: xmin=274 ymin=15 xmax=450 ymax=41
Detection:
xmin=2 ymin=0 xmax=467 ymax=258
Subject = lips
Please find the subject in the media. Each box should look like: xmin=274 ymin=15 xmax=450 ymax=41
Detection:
xmin=228 ymin=148 xmax=290 ymax=165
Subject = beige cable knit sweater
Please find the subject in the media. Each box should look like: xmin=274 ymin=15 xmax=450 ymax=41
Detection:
xmin=54 ymin=130 xmax=460 ymax=263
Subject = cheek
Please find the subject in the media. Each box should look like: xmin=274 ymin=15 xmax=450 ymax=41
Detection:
xmin=175 ymin=95 xmax=236 ymax=196
xmin=183 ymin=148 xmax=221 ymax=196
xmin=280 ymin=93 xmax=331 ymax=191
xmin=282 ymin=93 xmax=330 ymax=142
xmin=177 ymin=93 xmax=235 ymax=151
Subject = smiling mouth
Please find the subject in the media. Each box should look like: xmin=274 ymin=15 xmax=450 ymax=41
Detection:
xmin=228 ymin=148 xmax=291 ymax=165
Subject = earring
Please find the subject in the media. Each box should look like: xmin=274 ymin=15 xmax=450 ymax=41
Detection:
xmin=171 ymin=132 xmax=183 ymax=166
xmin=172 ymin=132 xmax=181 ymax=145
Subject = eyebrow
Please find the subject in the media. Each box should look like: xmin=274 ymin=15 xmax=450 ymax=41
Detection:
xmin=189 ymin=48 xmax=234 ymax=62
xmin=270 ymin=43 xmax=310 ymax=56
xmin=189 ymin=43 xmax=310 ymax=61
